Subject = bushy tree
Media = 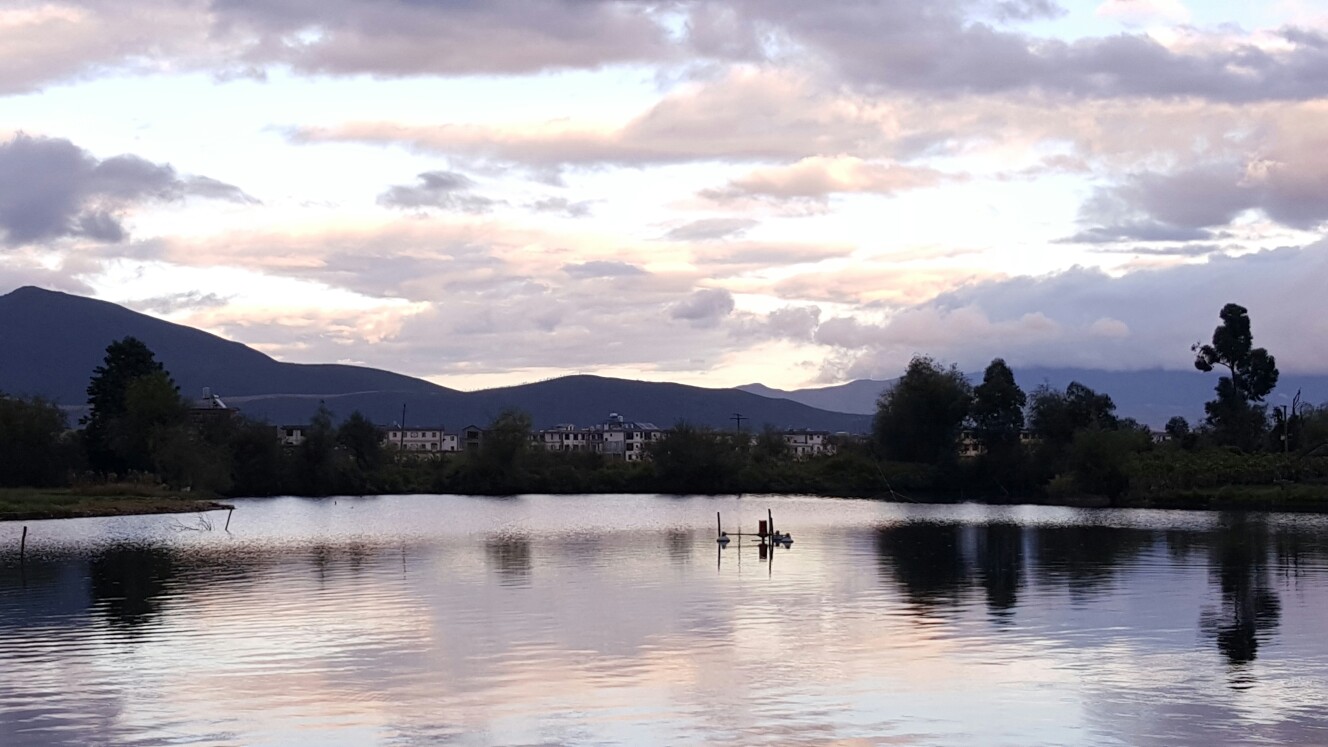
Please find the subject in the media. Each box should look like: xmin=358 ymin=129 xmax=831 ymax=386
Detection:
xmin=647 ymin=422 xmax=742 ymax=493
xmin=1193 ymin=303 xmax=1278 ymax=450
xmin=113 ymin=370 xmax=189 ymax=474
xmin=1165 ymin=415 xmax=1198 ymax=450
xmin=338 ymin=411 xmax=385 ymax=472
xmin=970 ymin=358 xmax=1026 ymax=455
xmin=84 ymin=337 xmax=170 ymax=473
xmin=1028 ymin=381 xmax=1118 ymax=444
xmin=0 ymin=394 xmax=80 ymax=486
xmin=873 ymin=356 xmax=973 ymax=464
xmin=227 ymin=419 xmax=287 ymax=496
xmin=292 ymin=404 xmax=341 ymax=495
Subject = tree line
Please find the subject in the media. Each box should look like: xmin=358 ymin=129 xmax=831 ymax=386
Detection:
xmin=2 ymin=303 xmax=1326 ymax=504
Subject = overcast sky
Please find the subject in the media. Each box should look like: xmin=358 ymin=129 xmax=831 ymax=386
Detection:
xmin=2 ymin=0 xmax=1326 ymax=390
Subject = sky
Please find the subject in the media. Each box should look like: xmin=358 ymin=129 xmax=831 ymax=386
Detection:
xmin=2 ymin=0 xmax=1328 ymax=392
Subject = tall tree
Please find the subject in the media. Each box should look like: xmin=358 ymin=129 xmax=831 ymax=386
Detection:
xmin=83 ymin=337 xmax=171 ymax=473
xmin=1193 ymin=303 xmax=1278 ymax=450
xmin=293 ymin=404 xmax=341 ymax=495
xmin=873 ymin=356 xmax=973 ymax=464
xmin=970 ymin=358 xmax=1026 ymax=455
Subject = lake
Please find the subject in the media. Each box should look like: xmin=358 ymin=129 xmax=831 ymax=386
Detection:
xmin=3 ymin=494 xmax=1328 ymax=746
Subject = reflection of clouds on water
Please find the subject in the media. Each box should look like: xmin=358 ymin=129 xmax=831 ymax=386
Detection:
xmin=4 ymin=497 xmax=1328 ymax=744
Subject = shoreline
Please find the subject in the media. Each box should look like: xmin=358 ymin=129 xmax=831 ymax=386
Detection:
xmin=6 ymin=485 xmax=1328 ymax=521
xmin=0 ymin=488 xmax=233 ymax=522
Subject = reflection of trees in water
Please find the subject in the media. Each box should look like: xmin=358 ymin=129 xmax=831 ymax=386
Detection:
xmin=89 ymin=544 xmax=177 ymax=631
xmin=486 ymin=536 xmax=532 ymax=584
xmin=1030 ymin=526 xmax=1153 ymax=595
xmin=1200 ymin=516 xmax=1282 ymax=667
xmin=876 ymin=522 xmax=969 ymax=608
xmin=877 ymin=522 xmax=1163 ymax=617
xmin=876 ymin=522 xmax=1025 ymax=614
xmin=976 ymin=524 xmax=1023 ymax=617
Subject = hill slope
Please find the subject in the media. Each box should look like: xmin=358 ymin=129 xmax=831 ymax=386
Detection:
xmin=0 ymin=287 xmax=870 ymax=432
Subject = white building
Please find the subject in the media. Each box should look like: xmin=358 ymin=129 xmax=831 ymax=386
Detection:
xmin=782 ymin=429 xmax=833 ymax=459
xmin=535 ymin=414 xmax=663 ymax=461
xmin=538 ymin=424 xmax=594 ymax=452
xmin=383 ymin=427 xmax=458 ymax=453
xmin=590 ymin=413 xmax=663 ymax=461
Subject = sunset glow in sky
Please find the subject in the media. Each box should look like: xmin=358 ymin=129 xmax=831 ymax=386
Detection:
xmin=3 ymin=0 xmax=1328 ymax=390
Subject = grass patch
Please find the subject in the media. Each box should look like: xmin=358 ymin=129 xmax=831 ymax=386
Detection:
xmin=0 ymin=486 xmax=232 ymax=521
xmin=1127 ymin=483 xmax=1328 ymax=511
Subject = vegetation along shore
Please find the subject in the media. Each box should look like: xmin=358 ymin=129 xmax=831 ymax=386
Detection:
xmin=2 ymin=302 xmax=1325 ymax=519
xmin=0 ymin=485 xmax=231 ymax=522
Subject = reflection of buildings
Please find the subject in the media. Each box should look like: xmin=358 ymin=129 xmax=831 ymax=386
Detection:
xmin=485 ymin=536 xmax=533 ymax=584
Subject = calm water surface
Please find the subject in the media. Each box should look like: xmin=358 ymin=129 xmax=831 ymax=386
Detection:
xmin=4 ymin=494 xmax=1328 ymax=746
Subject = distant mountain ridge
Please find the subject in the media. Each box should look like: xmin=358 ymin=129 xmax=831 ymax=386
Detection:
xmin=7 ymin=285 xmax=1321 ymax=432
xmin=0 ymin=286 xmax=871 ymax=432
xmin=741 ymin=367 xmax=1328 ymax=427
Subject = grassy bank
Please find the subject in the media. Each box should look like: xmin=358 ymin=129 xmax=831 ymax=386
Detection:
xmin=0 ymin=485 xmax=232 ymax=522
xmin=1116 ymin=483 xmax=1328 ymax=512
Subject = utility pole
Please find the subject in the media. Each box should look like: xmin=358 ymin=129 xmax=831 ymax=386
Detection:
xmin=1282 ymin=405 xmax=1290 ymax=455
xmin=731 ymin=412 xmax=746 ymax=431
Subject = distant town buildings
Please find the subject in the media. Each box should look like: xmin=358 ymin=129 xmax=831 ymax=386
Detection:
xmin=275 ymin=412 xmax=838 ymax=462
xmin=383 ymin=427 xmax=457 ymax=453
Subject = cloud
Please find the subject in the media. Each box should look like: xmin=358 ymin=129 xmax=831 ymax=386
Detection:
xmin=705 ymin=156 xmax=951 ymax=202
xmin=670 ymin=288 xmax=735 ymax=326
xmin=210 ymin=0 xmax=673 ymax=77
xmin=1072 ymin=138 xmax=1328 ymax=239
xmin=378 ymin=171 xmax=496 ymax=213
xmin=722 ymin=1 xmax=1328 ymax=102
xmin=125 ymin=291 xmax=230 ymax=314
xmin=0 ymin=134 xmax=253 ymax=246
xmin=764 ymin=305 xmax=822 ymax=341
xmin=989 ymin=0 xmax=1067 ymax=22
xmin=292 ymin=69 xmax=897 ymax=170
xmin=527 ymin=197 xmax=593 ymax=217
xmin=800 ymin=243 xmax=1328 ymax=379
xmin=5 ymin=1 xmax=1328 ymax=109
xmin=661 ymin=218 xmax=757 ymax=242
xmin=1062 ymin=222 xmax=1220 ymax=244
xmin=563 ymin=260 xmax=647 ymax=279
xmin=1096 ymin=0 xmax=1191 ymax=25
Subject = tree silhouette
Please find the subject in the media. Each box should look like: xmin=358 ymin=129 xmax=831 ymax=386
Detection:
xmin=83 ymin=337 xmax=173 ymax=473
xmin=873 ymin=355 xmax=972 ymax=464
xmin=1193 ymin=303 xmax=1278 ymax=450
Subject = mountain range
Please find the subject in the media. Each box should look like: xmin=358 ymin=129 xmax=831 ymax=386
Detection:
xmin=3 ymin=286 xmax=1323 ymax=432
xmin=741 ymin=367 xmax=1328 ymax=427
xmin=0 ymin=287 xmax=871 ymax=432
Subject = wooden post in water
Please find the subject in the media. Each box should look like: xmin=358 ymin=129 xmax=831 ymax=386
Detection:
xmin=20 ymin=525 xmax=27 ymax=563
xmin=717 ymin=511 xmax=722 ymax=539
xmin=225 ymin=508 xmax=234 ymax=532
xmin=768 ymin=509 xmax=774 ymax=541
